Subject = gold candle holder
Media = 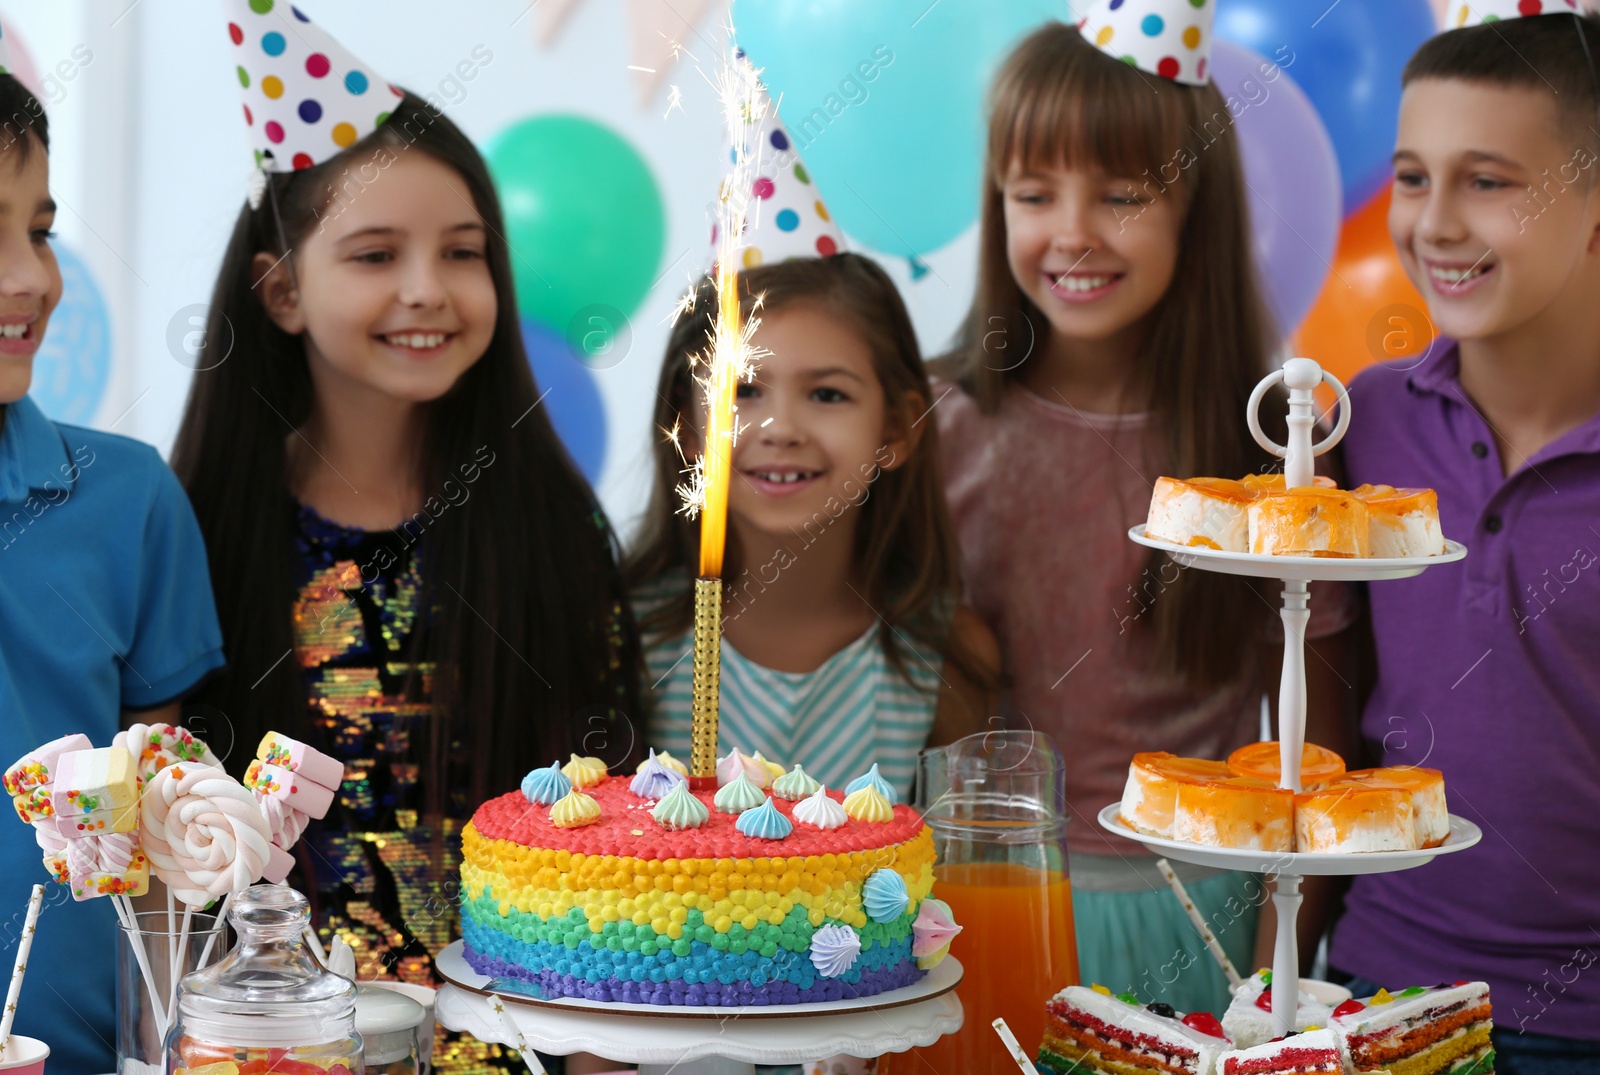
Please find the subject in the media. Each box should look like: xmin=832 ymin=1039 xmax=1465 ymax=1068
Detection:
xmin=689 ymin=575 xmax=723 ymax=783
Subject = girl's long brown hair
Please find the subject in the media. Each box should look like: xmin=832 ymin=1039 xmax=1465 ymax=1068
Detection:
xmin=938 ymin=23 xmax=1285 ymax=691
xmin=626 ymin=252 xmax=991 ymax=692
xmin=171 ymin=92 xmax=642 ymax=807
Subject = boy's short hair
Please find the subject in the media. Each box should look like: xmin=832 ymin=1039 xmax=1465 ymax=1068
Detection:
xmin=0 ymin=73 xmax=47 ymax=164
xmin=1403 ymin=13 xmax=1600 ymax=151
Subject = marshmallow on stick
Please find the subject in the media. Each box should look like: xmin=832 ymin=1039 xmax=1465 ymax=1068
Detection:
xmin=51 ymin=746 xmax=139 ymax=837
xmin=142 ymin=764 xmax=273 ymax=907
xmin=112 ymin=722 xmax=220 ymax=789
xmin=245 ymin=732 xmax=343 ymax=884
xmin=64 ymin=832 xmax=150 ymax=901
xmin=5 ymin=734 xmax=92 ymax=823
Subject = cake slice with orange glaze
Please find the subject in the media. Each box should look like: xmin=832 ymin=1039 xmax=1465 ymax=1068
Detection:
xmin=1351 ymin=484 xmax=1445 ymax=558
xmin=1172 ymin=776 xmax=1295 ymax=852
xmin=1248 ymin=487 xmax=1370 ymax=558
xmin=1226 ymin=741 xmax=1346 ymax=785
xmin=1293 ymin=779 xmax=1416 ymax=853
xmin=1331 ymin=767 xmax=1449 ymax=848
xmin=1147 ymin=477 xmax=1257 ymax=551
xmin=1120 ymin=753 xmax=1231 ymax=839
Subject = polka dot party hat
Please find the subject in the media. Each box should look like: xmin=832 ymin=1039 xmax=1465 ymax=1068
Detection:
xmin=1077 ymin=0 xmax=1215 ymax=86
xmin=225 ymin=0 xmax=400 ymax=195
xmin=714 ymin=64 xmax=845 ymax=270
xmin=1448 ymin=0 xmax=1579 ymax=27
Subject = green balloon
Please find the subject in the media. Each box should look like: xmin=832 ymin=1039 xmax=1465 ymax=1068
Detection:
xmin=486 ymin=114 xmax=665 ymax=344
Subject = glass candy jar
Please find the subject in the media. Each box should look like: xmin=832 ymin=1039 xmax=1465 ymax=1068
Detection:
xmin=167 ymin=884 xmax=362 ymax=1075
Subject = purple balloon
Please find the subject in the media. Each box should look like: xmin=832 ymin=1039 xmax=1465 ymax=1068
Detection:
xmin=1210 ymin=40 xmax=1342 ymax=335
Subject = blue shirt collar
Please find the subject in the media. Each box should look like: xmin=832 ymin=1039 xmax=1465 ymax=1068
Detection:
xmin=0 ymin=395 xmax=71 ymax=504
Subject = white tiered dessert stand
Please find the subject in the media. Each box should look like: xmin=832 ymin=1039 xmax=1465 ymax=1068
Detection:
xmin=433 ymin=939 xmax=963 ymax=1073
xmin=1101 ymin=356 xmax=1481 ymax=1035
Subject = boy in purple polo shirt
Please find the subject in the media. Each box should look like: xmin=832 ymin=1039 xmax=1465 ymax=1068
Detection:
xmin=1330 ymin=10 xmax=1600 ymax=1072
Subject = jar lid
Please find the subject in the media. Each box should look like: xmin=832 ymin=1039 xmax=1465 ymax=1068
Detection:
xmin=355 ymin=985 xmax=425 ymax=1064
xmin=178 ymin=884 xmax=357 ymax=1046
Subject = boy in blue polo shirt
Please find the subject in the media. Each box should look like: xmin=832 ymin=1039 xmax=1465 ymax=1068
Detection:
xmin=0 ymin=76 xmax=224 ymax=1073
xmin=1330 ymin=10 xmax=1600 ymax=1072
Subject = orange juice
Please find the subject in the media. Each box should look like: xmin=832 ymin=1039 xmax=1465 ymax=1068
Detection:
xmin=890 ymin=861 xmax=1078 ymax=1073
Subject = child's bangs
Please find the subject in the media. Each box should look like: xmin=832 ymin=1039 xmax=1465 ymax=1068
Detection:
xmin=990 ymin=41 xmax=1187 ymax=186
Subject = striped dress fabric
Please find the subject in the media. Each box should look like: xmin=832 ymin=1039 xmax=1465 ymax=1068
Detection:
xmin=638 ymin=581 xmax=947 ymax=801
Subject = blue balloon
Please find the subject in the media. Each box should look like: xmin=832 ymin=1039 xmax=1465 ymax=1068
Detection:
xmin=520 ymin=317 xmax=607 ymax=484
xmin=737 ymin=0 xmax=1061 ymax=258
xmin=1216 ymin=0 xmax=1437 ymax=213
xmin=30 ymin=241 xmax=109 ymax=425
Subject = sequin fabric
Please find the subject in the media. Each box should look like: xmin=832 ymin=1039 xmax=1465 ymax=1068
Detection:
xmin=289 ymin=502 xmax=507 ymax=1075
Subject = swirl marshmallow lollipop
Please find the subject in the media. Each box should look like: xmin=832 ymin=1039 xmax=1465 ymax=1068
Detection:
xmin=142 ymin=764 xmax=272 ymax=906
xmin=113 ymin=722 xmax=221 ymax=790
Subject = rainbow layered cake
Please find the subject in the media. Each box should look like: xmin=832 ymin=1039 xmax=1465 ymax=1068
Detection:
xmin=1332 ymin=982 xmax=1494 ymax=1075
xmin=459 ymin=751 xmax=957 ymax=1006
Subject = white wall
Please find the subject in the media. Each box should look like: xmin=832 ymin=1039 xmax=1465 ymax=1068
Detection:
xmin=9 ymin=0 xmax=978 ymax=538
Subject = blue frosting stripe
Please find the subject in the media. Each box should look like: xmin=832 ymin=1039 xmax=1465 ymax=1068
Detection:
xmin=461 ymin=914 xmax=914 ymax=990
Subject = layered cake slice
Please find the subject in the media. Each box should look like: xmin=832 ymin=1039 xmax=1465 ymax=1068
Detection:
xmin=1332 ymin=982 xmax=1494 ymax=1074
xmin=1222 ymin=969 xmax=1333 ymax=1049
xmin=1037 ymin=984 xmax=1231 ymax=1075
xmin=1219 ymin=1028 xmax=1343 ymax=1075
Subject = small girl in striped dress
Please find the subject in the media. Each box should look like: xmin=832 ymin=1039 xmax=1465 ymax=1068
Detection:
xmin=626 ymin=252 xmax=999 ymax=801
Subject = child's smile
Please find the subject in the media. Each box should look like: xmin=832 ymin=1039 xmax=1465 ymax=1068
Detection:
xmin=1392 ymin=78 xmax=1600 ymax=343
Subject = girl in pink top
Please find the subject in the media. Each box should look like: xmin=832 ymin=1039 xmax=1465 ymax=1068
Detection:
xmin=934 ymin=21 xmax=1356 ymax=1015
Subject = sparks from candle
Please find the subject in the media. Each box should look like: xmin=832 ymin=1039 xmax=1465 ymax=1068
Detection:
xmin=664 ymin=46 xmax=776 ymax=579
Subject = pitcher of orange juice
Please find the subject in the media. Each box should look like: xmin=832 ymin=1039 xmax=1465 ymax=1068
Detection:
xmin=890 ymin=731 xmax=1079 ymax=1074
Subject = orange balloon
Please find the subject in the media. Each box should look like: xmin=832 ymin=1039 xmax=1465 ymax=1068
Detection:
xmin=1292 ymin=184 xmax=1436 ymax=391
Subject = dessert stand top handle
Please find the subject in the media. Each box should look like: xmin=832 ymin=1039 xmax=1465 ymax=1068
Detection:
xmin=1247 ymin=358 xmax=1352 ymax=491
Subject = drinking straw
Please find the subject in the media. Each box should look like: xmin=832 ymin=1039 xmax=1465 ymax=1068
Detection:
xmin=1155 ymin=858 xmax=1243 ymax=988
xmin=0 ymin=885 xmax=45 ymax=1057
xmin=991 ymin=1018 xmax=1040 ymax=1075
xmin=489 ymin=995 xmax=547 ymax=1074
xmin=111 ymin=894 xmax=170 ymax=1038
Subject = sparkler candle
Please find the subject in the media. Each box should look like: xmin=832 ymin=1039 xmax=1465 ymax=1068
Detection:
xmin=684 ymin=55 xmax=769 ymax=784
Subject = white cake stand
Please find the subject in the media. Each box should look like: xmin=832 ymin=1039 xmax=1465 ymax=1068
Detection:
xmin=1104 ymin=357 xmax=1475 ymax=1036
xmin=433 ymin=940 xmax=963 ymax=1072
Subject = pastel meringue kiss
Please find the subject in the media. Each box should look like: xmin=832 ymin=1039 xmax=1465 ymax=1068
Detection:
xmin=863 ymin=868 xmax=910 ymax=923
xmin=793 ymin=786 xmax=848 ymax=830
xmin=713 ymin=771 xmax=767 ymax=814
xmin=635 ymin=747 xmax=689 ymax=777
xmin=734 ymin=797 xmax=793 ymax=840
xmin=809 ymin=924 xmax=862 ymax=978
xmin=844 ymin=763 xmax=898 ymax=806
xmin=843 ymin=785 xmax=893 ymax=823
xmin=561 ymin=754 xmax=608 ymax=789
xmin=521 ymin=762 xmax=572 ymax=806
xmin=650 ymin=781 xmax=709 ymax=831
xmin=550 ymin=788 xmax=602 ymax=828
xmin=716 ymin=748 xmax=769 ymax=789
xmin=771 ymin=764 xmax=822 ymax=802
xmin=912 ymin=897 xmax=962 ymax=969
xmin=630 ymin=753 xmax=687 ymax=801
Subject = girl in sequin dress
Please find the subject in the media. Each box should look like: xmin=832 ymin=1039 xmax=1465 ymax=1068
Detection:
xmin=170 ymin=85 xmax=642 ymax=1074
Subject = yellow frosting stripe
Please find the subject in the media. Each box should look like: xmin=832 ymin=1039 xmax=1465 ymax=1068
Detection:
xmin=462 ymin=861 xmax=935 ymax=936
xmin=461 ymin=824 xmax=935 ymax=940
